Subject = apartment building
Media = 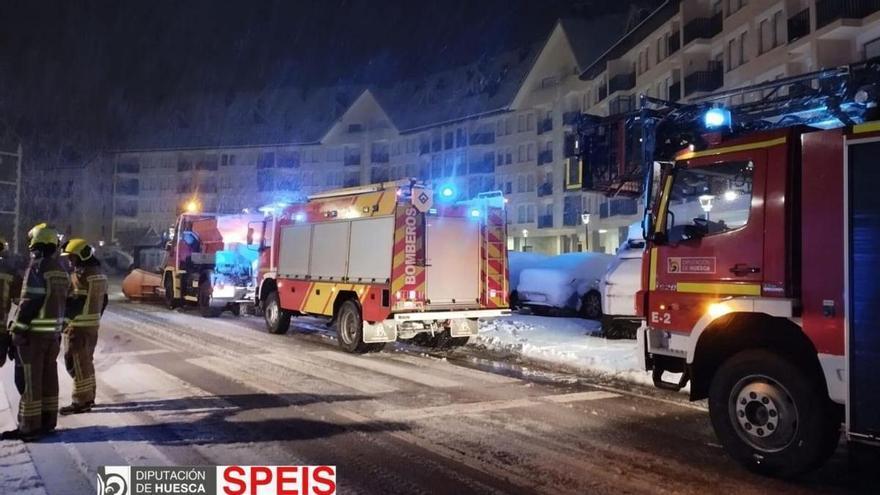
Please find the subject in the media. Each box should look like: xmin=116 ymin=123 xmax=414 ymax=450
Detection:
xmin=108 ymin=2 xmax=880 ymax=255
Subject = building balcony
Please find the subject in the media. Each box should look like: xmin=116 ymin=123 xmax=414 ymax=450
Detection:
xmin=538 ymin=149 xmax=554 ymax=165
xmin=608 ymin=72 xmax=636 ymax=94
xmin=562 ymin=211 xmax=582 ymax=227
xmin=419 ymin=143 xmax=430 ymax=155
xmin=683 ymin=13 xmax=722 ymax=46
xmin=470 ymin=132 xmax=495 ymax=145
xmin=817 ymin=0 xmax=880 ymax=30
xmin=344 ymin=155 xmax=361 ymax=166
xmin=537 ymin=117 xmax=553 ymax=135
xmin=669 ymin=81 xmax=682 ymax=102
xmin=684 ymin=62 xmax=723 ymax=96
xmin=609 ymin=95 xmax=634 ymax=115
xmin=599 ymin=198 xmax=638 ymax=219
xmin=537 ymin=214 xmax=554 ymax=229
xmin=598 ymin=84 xmax=608 ymax=101
xmin=788 ymin=8 xmax=811 ymax=43
xmin=370 ymin=153 xmax=389 ymax=163
xmin=537 ymin=182 xmax=553 ymax=197
xmin=668 ymin=33 xmax=681 ymax=55
xmin=562 ymin=111 xmax=580 ymax=126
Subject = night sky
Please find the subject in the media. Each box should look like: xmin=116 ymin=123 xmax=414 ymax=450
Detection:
xmin=0 ymin=0 xmax=657 ymax=157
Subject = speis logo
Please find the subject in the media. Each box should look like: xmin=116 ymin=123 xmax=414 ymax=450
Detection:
xmin=404 ymin=207 xmax=420 ymax=285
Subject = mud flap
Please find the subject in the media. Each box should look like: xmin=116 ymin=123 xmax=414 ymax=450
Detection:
xmin=636 ymin=323 xmax=649 ymax=371
xmin=363 ymin=321 xmax=398 ymax=343
xmin=449 ymin=318 xmax=479 ymax=338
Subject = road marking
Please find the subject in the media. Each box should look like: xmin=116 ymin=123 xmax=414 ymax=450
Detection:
xmin=311 ymin=351 xmax=462 ymax=388
xmin=386 ymin=354 xmax=521 ymax=385
xmin=101 ymin=349 xmax=171 ymax=358
xmin=381 ymin=390 xmax=620 ymax=421
xmin=260 ymin=353 xmax=398 ymax=394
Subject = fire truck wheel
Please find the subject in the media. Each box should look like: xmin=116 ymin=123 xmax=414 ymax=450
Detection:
xmin=263 ymin=291 xmax=291 ymax=334
xmin=164 ymin=277 xmax=179 ymax=310
xmin=580 ymin=291 xmax=602 ymax=320
xmin=229 ymin=304 xmax=242 ymax=317
xmin=198 ymin=281 xmax=223 ymax=318
xmin=336 ymin=299 xmax=372 ymax=353
xmin=709 ymin=349 xmax=841 ymax=478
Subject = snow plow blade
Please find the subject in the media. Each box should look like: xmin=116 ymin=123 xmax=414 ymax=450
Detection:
xmin=122 ymin=269 xmax=163 ymax=301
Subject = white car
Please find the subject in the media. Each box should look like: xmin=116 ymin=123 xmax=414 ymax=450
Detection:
xmin=516 ymin=252 xmax=614 ymax=319
xmin=507 ymin=251 xmax=549 ymax=308
xmin=600 ymin=224 xmax=645 ymax=338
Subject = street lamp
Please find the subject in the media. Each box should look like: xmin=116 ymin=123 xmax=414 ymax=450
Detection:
xmin=581 ymin=212 xmax=591 ymax=252
xmin=522 ymin=228 xmax=529 ymax=252
xmin=699 ymin=194 xmax=715 ymax=220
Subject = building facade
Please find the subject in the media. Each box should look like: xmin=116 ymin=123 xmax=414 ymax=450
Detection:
xmin=107 ymin=1 xmax=880 ymax=255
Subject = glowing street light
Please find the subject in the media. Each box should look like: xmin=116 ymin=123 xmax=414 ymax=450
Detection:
xmin=184 ymin=199 xmax=200 ymax=213
xmin=699 ymin=194 xmax=715 ymax=220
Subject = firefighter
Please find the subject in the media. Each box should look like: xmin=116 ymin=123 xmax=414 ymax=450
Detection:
xmin=0 ymin=224 xmax=69 ymax=441
xmin=0 ymin=237 xmax=23 ymax=369
xmin=59 ymin=238 xmax=107 ymax=415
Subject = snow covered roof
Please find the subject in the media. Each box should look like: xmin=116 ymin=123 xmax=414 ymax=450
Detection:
xmin=118 ymin=85 xmax=367 ymax=150
xmin=559 ymin=18 xmax=627 ymax=73
xmin=373 ymin=44 xmax=542 ymax=132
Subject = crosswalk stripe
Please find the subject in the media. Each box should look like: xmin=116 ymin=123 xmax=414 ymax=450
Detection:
xmin=381 ymin=390 xmax=620 ymax=421
xmin=310 ymin=351 xmax=462 ymax=388
xmin=386 ymin=354 xmax=521 ymax=385
xmin=260 ymin=354 xmax=398 ymax=394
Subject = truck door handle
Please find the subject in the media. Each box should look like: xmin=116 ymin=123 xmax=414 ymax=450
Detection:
xmin=730 ymin=264 xmax=760 ymax=276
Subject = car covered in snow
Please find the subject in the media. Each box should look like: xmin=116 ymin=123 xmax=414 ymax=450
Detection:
xmin=507 ymin=251 xmax=549 ymax=308
xmin=600 ymin=222 xmax=645 ymax=338
xmin=516 ymin=252 xmax=614 ymax=319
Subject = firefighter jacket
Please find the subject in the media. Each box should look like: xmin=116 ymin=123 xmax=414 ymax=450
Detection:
xmin=10 ymin=253 xmax=69 ymax=333
xmin=0 ymin=256 xmax=21 ymax=326
xmin=66 ymin=262 xmax=108 ymax=329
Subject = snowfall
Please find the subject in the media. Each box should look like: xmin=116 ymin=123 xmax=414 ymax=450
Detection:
xmin=472 ymin=314 xmax=653 ymax=386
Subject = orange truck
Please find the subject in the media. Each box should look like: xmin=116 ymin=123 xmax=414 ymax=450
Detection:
xmin=253 ymin=180 xmax=511 ymax=353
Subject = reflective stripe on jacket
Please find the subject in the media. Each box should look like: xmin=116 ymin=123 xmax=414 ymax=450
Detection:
xmin=68 ymin=264 xmax=107 ymax=328
xmin=12 ymin=255 xmax=69 ymax=333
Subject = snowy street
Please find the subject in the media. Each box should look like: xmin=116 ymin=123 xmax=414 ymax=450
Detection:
xmin=0 ymin=298 xmax=868 ymax=494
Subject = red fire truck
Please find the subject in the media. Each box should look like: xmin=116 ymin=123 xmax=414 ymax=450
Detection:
xmin=252 ymin=180 xmax=510 ymax=353
xmin=576 ymin=59 xmax=880 ymax=476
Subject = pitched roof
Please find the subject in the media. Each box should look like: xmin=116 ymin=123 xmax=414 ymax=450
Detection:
xmin=559 ymin=17 xmax=628 ymax=72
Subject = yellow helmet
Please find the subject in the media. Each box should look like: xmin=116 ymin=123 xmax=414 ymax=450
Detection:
xmin=29 ymin=225 xmax=59 ymax=249
xmin=27 ymin=222 xmax=47 ymax=242
xmin=62 ymin=238 xmax=93 ymax=261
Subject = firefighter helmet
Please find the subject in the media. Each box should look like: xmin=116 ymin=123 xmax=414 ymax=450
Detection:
xmin=28 ymin=225 xmax=59 ymax=249
xmin=27 ymin=222 xmax=47 ymax=242
xmin=61 ymin=238 xmax=93 ymax=261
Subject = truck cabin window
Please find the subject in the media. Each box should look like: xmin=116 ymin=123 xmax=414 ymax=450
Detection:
xmin=665 ymin=160 xmax=753 ymax=243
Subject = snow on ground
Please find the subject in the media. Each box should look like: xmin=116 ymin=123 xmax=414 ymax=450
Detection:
xmin=475 ymin=314 xmax=653 ymax=385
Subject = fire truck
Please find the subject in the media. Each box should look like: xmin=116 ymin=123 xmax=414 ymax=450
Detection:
xmin=161 ymin=212 xmax=264 ymax=317
xmin=253 ymin=179 xmax=510 ymax=353
xmin=575 ymin=59 xmax=880 ymax=476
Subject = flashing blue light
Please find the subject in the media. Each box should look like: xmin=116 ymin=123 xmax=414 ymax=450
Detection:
xmin=470 ymin=208 xmax=481 ymax=218
xmin=704 ymin=108 xmax=731 ymax=128
xmin=294 ymin=213 xmax=306 ymax=222
xmin=440 ymin=186 xmax=455 ymax=198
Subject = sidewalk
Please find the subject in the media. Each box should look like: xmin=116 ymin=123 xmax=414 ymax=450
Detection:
xmin=0 ymin=377 xmax=48 ymax=495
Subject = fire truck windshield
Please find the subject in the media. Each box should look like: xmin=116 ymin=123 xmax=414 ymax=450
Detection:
xmin=658 ymin=160 xmax=753 ymax=243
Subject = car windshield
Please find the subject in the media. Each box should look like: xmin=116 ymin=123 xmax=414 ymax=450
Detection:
xmin=665 ymin=160 xmax=753 ymax=243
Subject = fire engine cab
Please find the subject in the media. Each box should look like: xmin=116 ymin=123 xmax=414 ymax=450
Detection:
xmin=576 ymin=59 xmax=880 ymax=476
xmin=254 ymin=180 xmax=510 ymax=353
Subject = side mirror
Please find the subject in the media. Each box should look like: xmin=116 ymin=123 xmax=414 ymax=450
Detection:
xmin=246 ymin=227 xmax=254 ymax=245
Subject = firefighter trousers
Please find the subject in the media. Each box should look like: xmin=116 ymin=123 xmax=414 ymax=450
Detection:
xmin=63 ymin=325 xmax=98 ymax=406
xmin=13 ymin=332 xmax=61 ymax=435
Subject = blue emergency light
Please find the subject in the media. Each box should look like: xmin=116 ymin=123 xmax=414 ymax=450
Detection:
xmin=704 ymin=108 xmax=731 ymax=128
xmin=440 ymin=186 xmax=456 ymax=198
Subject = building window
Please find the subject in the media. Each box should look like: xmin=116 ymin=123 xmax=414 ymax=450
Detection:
xmin=865 ymin=37 xmax=880 ymax=60
xmin=773 ymin=11 xmax=784 ymax=48
xmin=739 ymin=31 xmax=748 ymax=65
